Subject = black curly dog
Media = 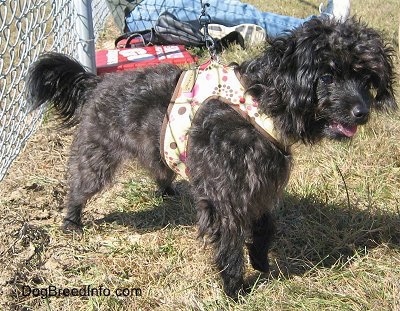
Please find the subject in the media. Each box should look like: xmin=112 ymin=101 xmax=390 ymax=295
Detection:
xmin=26 ymin=18 xmax=396 ymax=298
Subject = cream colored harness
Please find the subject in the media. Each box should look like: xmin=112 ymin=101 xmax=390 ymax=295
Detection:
xmin=160 ymin=61 xmax=283 ymax=179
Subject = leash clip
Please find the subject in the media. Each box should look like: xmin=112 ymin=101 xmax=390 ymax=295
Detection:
xmin=198 ymin=2 xmax=218 ymax=60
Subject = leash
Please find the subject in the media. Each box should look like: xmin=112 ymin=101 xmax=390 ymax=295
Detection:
xmin=198 ymin=2 xmax=218 ymax=60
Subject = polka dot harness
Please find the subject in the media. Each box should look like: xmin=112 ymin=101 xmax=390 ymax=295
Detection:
xmin=160 ymin=61 xmax=283 ymax=179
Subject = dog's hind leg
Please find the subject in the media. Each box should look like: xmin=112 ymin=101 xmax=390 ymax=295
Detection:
xmin=246 ymin=212 xmax=275 ymax=273
xmin=62 ymin=138 xmax=124 ymax=233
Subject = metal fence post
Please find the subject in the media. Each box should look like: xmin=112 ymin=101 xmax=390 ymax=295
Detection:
xmin=74 ymin=0 xmax=96 ymax=73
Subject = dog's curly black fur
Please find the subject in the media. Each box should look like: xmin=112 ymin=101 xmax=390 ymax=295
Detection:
xmin=26 ymin=17 xmax=396 ymax=298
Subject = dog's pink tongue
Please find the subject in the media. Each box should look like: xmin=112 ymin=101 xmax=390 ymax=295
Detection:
xmin=336 ymin=123 xmax=358 ymax=137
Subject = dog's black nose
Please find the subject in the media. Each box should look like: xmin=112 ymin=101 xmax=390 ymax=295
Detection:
xmin=352 ymin=105 xmax=369 ymax=121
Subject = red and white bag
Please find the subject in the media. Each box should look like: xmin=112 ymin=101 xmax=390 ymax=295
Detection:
xmin=96 ymin=45 xmax=197 ymax=75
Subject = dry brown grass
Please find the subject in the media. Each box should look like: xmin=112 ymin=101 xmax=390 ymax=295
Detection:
xmin=0 ymin=0 xmax=399 ymax=310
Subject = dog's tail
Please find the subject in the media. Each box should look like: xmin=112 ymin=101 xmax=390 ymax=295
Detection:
xmin=26 ymin=52 xmax=100 ymax=127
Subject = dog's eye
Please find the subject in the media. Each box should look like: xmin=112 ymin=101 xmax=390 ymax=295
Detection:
xmin=320 ymin=74 xmax=334 ymax=84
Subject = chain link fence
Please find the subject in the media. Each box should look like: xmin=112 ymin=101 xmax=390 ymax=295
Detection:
xmin=0 ymin=0 xmax=109 ymax=181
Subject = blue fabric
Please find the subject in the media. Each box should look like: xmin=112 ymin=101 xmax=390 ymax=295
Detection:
xmin=125 ymin=0 xmax=318 ymax=37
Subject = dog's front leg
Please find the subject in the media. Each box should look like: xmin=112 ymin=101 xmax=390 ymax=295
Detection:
xmin=213 ymin=218 xmax=246 ymax=298
xmin=196 ymin=199 xmax=247 ymax=298
xmin=246 ymin=212 xmax=275 ymax=273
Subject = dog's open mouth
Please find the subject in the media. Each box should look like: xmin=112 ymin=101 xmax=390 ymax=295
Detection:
xmin=329 ymin=121 xmax=358 ymax=137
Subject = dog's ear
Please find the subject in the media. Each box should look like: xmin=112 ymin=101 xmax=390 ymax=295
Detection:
xmin=359 ymin=34 xmax=397 ymax=112
xmin=372 ymin=68 xmax=397 ymax=112
xmin=239 ymin=22 xmax=330 ymax=142
xmin=269 ymin=26 xmax=324 ymax=137
xmin=348 ymin=18 xmax=397 ymax=111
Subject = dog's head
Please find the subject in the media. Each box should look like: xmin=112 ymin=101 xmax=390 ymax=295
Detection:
xmin=241 ymin=17 xmax=397 ymax=143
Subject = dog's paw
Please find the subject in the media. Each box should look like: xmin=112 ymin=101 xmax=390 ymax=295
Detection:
xmin=247 ymin=245 xmax=270 ymax=273
xmin=157 ymin=186 xmax=178 ymax=197
xmin=61 ymin=218 xmax=83 ymax=234
xmin=249 ymin=256 xmax=269 ymax=273
xmin=224 ymin=282 xmax=250 ymax=301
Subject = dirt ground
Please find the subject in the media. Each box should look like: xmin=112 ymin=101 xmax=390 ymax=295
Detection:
xmin=1 ymin=111 xmax=399 ymax=311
